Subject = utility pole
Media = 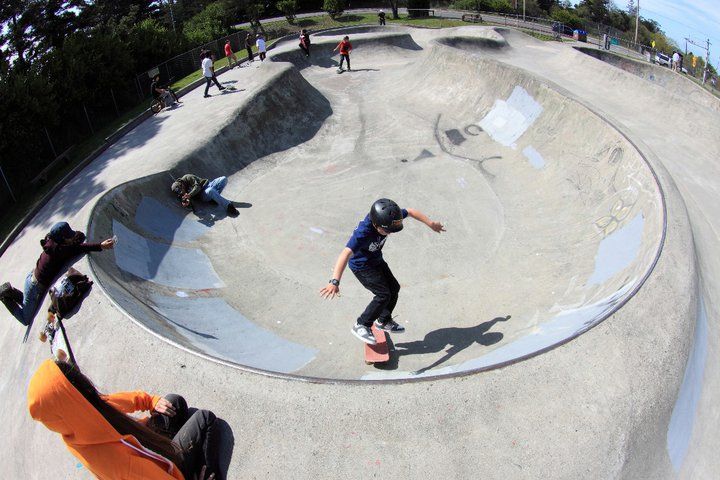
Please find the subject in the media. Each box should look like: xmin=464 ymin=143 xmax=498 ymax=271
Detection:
xmin=523 ymin=0 xmax=526 ymax=22
xmin=166 ymin=0 xmax=177 ymax=33
xmin=634 ymin=0 xmax=639 ymax=44
xmin=703 ymin=38 xmax=711 ymax=84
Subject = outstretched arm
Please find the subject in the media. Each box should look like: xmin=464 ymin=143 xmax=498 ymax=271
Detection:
xmin=406 ymin=208 xmax=445 ymax=233
xmin=319 ymin=247 xmax=353 ymax=299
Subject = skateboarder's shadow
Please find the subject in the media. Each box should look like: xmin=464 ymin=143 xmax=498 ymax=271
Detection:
xmin=386 ymin=315 xmax=511 ymax=373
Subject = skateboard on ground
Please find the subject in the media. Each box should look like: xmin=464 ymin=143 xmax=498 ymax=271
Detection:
xmin=364 ymin=325 xmax=390 ymax=365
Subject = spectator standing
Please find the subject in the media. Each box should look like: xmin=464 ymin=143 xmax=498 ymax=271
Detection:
xmin=245 ymin=33 xmax=255 ymax=62
xmin=224 ymin=40 xmax=238 ymax=68
xmin=378 ymin=10 xmax=386 ymax=25
xmin=256 ymin=34 xmax=267 ymax=62
xmin=299 ymin=29 xmax=311 ymax=58
xmin=201 ymin=51 xmax=225 ymax=98
xmin=672 ymin=51 xmax=680 ymax=72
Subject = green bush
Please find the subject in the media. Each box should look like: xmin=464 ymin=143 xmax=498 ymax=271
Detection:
xmin=549 ymin=7 xmax=584 ymax=30
xmin=276 ymin=0 xmax=299 ymax=22
xmin=451 ymin=0 xmax=513 ymax=13
xmin=183 ymin=1 xmax=231 ymax=45
xmin=323 ymin=0 xmax=344 ymax=19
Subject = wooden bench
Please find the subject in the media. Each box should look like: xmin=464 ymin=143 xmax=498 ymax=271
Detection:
xmin=461 ymin=13 xmax=483 ymax=23
xmin=30 ymin=146 xmax=74 ymax=187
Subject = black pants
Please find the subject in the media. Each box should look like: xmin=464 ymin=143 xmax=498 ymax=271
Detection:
xmin=147 ymin=394 xmax=222 ymax=480
xmin=246 ymin=47 xmax=254 ymax=61
xmin=352 ymin=261 xmax=400 ymax=327
xmin=299 ymin=44 xmax=310 ymax=57
xmin=339 ymin=54 xmax=350 ymax=69
xmin=204 ymin=76 xmax=223 ymax=96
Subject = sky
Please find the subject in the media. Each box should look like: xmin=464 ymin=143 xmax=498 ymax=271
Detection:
xmin=613 ymin=0 xmax=720 ymax=64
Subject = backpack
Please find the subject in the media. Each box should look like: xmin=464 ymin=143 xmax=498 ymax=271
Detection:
xmin=48 ymin=267 xmax=93 ymax=319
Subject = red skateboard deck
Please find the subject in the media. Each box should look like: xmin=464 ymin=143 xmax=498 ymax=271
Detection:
xmin=364 ymin=326 xmax=390 ymax=365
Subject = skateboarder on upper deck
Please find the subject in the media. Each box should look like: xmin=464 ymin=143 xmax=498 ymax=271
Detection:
xmin=319 ymin=199 xmax=445 ymax=345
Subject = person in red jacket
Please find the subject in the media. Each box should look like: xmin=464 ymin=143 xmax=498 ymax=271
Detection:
xmin=333 ymin=35 xmax=353 ymax=71
xmin=0 ymin=222 xmax=114 ymax=326
xmin=28 ymin=359 xmax=221 ymax=479
xmin=224 ymin=40 xmax=238 ymax=68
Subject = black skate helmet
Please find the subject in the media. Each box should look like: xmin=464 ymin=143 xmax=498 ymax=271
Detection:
xmin=370 ymin=198 xmax=404 ymax=233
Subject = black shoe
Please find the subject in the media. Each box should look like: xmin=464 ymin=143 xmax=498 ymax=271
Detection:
xmin=0 ymin=282 xmax=22 ymax=304
xmin=219 ymin=87 xmax=226 ymax=91
xmin=226 ymin=204 xmax=239 ymax=216
xmin=204 ymin=94 xmax=211 ymax=98
xmin=374 ymin=318 xmax=405 ymax=333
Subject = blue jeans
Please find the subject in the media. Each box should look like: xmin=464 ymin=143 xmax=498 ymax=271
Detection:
xmin=200 ymin=177 xmax=231 ymax=210
xmin=7 ymin=271 xmax=47 ymax=326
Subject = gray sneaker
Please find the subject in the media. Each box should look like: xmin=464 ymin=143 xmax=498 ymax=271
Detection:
xmin=374 ymin=319 xmax=405 ymax=333
xmin=351 ymin=324 xmax=377 ymax=345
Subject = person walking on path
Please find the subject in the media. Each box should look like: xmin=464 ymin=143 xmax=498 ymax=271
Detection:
xmin=334 ymin=35 xmax=353 ymax=71
xmin=201 ymin=51 xmax=225 ymax=98
xmin=299 ymin=29 xmax=311 ymax=58
xmin=378 ymin=10 xmax=386 ymax=25
xmin=245 ymin=33 xmax=255 ymax=62
xmin=28 ymin=359 xmax=222 ymax=479
xmin=171 ymin=174 xmax=239 ymax=216
xmin=224 ymin=40 xmax=238 ymax=68
xmin=256 ymin=34 xmax=267 ymax=62
xmin=319 ymin=198 xmax=445 ymax=345
xmin=0 ymin=222 xmax=114 ymax=327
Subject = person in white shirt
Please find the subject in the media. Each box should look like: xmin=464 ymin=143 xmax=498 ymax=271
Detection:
xmin=672 ymin=51 xmax=680 ymax=72
xmin=201 ymin=51 xmax=225 ymax=98
xmin=256 ymin=34 xmax=267 ymax=62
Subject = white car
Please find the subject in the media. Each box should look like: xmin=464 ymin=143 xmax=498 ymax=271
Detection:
xmin=654 ymin=52 xmax=671 ymax=67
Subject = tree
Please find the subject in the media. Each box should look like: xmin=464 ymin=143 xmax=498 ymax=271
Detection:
xmin=323 ymin=0 xmax=344 ymax=19
xmin=244 ymin=3 xmax=266 ymax=34
xmin=576 ymin=0 xmax=611 ymax=23
xmin=276 ymin=0 xmax=299 ymax=23
xmin=537 ymin=0 xmax=557 ymax=12
xmin=182 ymin=1 xmax=233 ymax=45
xmin=626 ymin=0 xmax=636 ymax=16
xmin=387 ymin=0 xmax=400 ymax=19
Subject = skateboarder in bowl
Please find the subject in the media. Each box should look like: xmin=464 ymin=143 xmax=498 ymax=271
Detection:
xmin=319 ymin=199 xmax=445 ymax=345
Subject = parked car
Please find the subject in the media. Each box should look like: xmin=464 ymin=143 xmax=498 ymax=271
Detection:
xmin=551 ymin=22 xmax=574 ymax=36
xmin=654 ymin=52 xmax=671 ymax=67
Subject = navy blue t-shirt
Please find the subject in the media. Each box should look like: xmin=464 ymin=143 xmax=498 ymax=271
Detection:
xmin=346 ymin=209 xmax=408 ymax=271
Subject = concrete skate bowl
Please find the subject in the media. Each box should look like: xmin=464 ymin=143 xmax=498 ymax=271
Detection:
xmin=574 ymin=46 xmax=720 ymax=113
xmin=88 ymin=31 xmax=665 ymax=382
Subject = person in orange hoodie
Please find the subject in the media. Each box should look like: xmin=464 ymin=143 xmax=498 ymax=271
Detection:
xmin=28 ymin=359 xmax=221 ymax=479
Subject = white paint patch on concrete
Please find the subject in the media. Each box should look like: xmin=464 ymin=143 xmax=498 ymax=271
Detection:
xmin=113 ymin=220 xmax=224 ymax=290
xmin=587 ymin=214 xmax=644 ymax=286
xmin=457 ymin=177 xmax=468 ymax=188
xmin=175 ymin=291 xmax=189 ymax=298
xmin=310 ymin=227 xmax=324 ymax=235
xmin=150 ymin=295 xmax=317 ymax=373
xmin=667 ymin=295 xmax=708 ymax=472
xmin=523 ymin=145 xmax=546 ymax=169
xmin=480 ymin=86 xmax=543 ymax=147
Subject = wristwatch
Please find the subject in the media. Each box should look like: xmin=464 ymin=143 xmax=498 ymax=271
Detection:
xmin=329 ymin=279 xmax=340 ymax=286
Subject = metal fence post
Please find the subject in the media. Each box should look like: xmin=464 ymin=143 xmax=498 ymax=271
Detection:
xmin=135 ymin=75 xmax=144 ymax=100
xmin=0 ymin=164 xmax=17 ymax=202
xmin=82 ymin=103 xmax=94 ymax=134
xmin=110 ymin=89 xmax=121 ymax=117
xmin=44 ymin=127 xmax=58 ymax=158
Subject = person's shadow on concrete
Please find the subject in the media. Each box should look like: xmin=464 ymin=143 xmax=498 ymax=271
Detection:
xmin=192 ymin=201 xmax=252 ymax=227
xmin=387 ymin=315 xmax=511 ymax=374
